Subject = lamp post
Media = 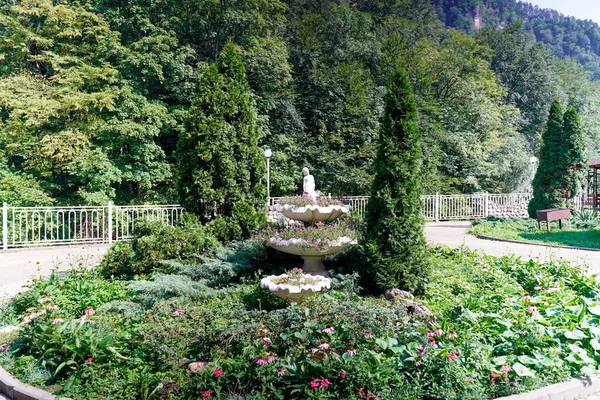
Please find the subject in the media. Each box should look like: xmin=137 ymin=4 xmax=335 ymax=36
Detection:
xmin=264 ymin=149 xmax=272 ymax=210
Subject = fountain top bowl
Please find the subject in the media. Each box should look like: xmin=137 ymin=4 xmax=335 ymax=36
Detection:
xmin=275 ymin=203 xmax=351 ymax=223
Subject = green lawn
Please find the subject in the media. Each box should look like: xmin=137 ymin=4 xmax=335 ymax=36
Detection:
xmin=469 ymin=217 xmax=600 ymax=249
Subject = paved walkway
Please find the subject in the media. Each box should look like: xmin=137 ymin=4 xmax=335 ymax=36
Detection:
xmin=0 ymin=244 xmax=110 ymax=298
xmin=425 ymin=222 xmax=600 ymax=273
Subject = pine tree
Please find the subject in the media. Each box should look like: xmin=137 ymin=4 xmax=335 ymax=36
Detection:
xmin=528 ymin=99 xmax=566 ymax=217
xmin=528 ymin=100 xmax=587 ymax=217
xmin=359 ymin=67 xmax=430 ymax=295
xmin=177 ymin=43 xmax=266 ymax=219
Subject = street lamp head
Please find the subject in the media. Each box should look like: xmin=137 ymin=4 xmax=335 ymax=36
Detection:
xmin=264 ymin=149 xmax=272 ymax=159
xmin=530 ymin=156 xmax=538 ymax=164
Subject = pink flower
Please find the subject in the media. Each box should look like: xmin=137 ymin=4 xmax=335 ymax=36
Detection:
xmin=447 ymin=353 xmax=456 ymax=360
xmin=323 ymin=324 xmax=335 ymax=334
xmin=263 ymin=341 xmax=270 ymax=347
xmin=433 ymin=327 xmax=443 ymax=336
xmin=214 ymin=369 xmax=223 ymax=376
xmin=86 ymin=357 xmax=93 ymax=363
xmin=320 ymin=378 xmax=331 ymax=388
xmin=418 ymin=344 xmax=425 ymax=356
xmin=428 ymin=337 xmax=437 ymax=348
xmin=467 ymin=376 xmax=472 ymax=382
xmin=202 ymin=391 xmax=212 ymax=398
xmin=276 ymin=368 xmax=285 ymax=377
xmin=340 ymin=371 xmax=347 ymax=379
xmin=87 ymin=318 xmax=96 ymax=325
xmin=172 ymin=309 xmax=185 ymax=317
xmin=446 ymin=327 xmax=457 ymax=339
xmin=523 ymin=292 xmax=530 ymax=300
xmin=346 ymin=348 xmax=357 ymax=356
xmin=425 ymin=330 xmax=434 ymax=338
xmin=534 ymin=285 xmax=541 ymax=291
xmin=45 ymin=304 xmax=58 ymax=311
xmin=256 ymin=356 xmax=267 ymax=365
xmin=7 ymin=299 xmax=13 ymax=304
xmin=52 ymin=315 xmax=64 ymax=324
xmin=267 ymin=352 xmax=276 ymax=362
xmin=309 ymin=380 xmax=320 ymax=389
xmin=501 ymin=365 xmax=512 ymax=373
xmin=318 ymin=339 xmax=330 ymax=350
xmin=415 ymin=359 xmax=422 ymax=366
xmin=528 ymin=303 xmax=538 ymax=315
xmin=491 ymin=371 xmax=500 ymax=379
xmin=364 ymin=331 xmax=373 ymax=339
xmin=84 ymin=307 xmax=95 ymax=316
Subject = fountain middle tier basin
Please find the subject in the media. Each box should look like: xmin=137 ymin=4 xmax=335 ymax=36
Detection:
xmin=268 ymin=237 xmax=357 ymax=276
xmin=275 ymin=204 xmax=350 ymax=222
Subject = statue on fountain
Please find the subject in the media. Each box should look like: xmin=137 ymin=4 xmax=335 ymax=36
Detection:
xmin=302 ymin=167 xmax=317 ymax=201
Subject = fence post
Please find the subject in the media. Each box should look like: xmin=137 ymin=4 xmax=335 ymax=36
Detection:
xmin=484 ymin=192 xmax=489 ymax=218
xmin=435 ymin=193 xmax=440 ymax=222
xmin=2 ymin=203 xmax=7 ymax=250
xmin=108 ymin=201 xmax=113 ymax=244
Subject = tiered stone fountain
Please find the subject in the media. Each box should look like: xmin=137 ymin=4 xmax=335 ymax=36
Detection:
xmin=261 ymin=168 xmax=357 ymax=302
xmin=269 ymin=168 xmax=356 ymax=277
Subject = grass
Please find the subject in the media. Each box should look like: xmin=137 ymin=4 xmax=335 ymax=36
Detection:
xmin=469 ymin=217 xmax=600 ymax=249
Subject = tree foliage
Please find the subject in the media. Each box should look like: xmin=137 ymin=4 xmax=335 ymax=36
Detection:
xmin=177 ymin=43 xmax=266 ymax=218
xmin=359 ymin=67 xmax=429 ymax=295
xmin=528 ymin=100 xmax=587 ymax=217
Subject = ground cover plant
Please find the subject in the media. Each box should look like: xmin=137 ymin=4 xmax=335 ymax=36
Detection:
xmin=470 ymin=217 xmax=600 ymax=249
xmin=2 ymin=235 xmax=600 ymax=399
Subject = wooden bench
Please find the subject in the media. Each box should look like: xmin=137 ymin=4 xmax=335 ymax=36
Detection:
xmin=536 ymin=208 xmax=572 ymax=232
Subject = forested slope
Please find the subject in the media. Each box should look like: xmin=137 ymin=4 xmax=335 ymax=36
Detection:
xmin=0 ymin=0 xmax=598 ymax=205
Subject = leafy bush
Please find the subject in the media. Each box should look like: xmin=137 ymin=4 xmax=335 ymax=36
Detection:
xmin=99 ymin=218 xmax=220 ymax=278
xmin=572 ymin=210 xmax=599 ymax=229
xmin=10 ymin=268 xmax=127 ymax=319
xmin=206 ymin=202 xmax=267 ymax=242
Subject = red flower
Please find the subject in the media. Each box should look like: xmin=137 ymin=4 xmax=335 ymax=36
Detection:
xmin=213 ymin=369 xmax=223 ymax=376
xmin=202 ymin=391 xmax=212 ymax=398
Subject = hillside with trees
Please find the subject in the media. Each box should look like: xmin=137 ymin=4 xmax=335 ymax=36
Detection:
xmin=0 ymin=0 xmax=598 ymax=205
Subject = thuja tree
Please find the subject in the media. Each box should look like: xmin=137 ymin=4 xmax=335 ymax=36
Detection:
xmin=562 ymin=107 xmax=587 ymax=198
xmin=177 ymin=43 xmax=266 ymax=221
xmin=359 ymin=67 xmax=430 ymax=295
xmin=528 ymin=100 xmax=587 ymax=217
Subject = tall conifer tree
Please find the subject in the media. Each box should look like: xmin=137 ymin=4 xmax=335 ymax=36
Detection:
xmin=528 ymin=99 xmax=565 ymax=217
xmin=562 ymin=107 xmax=587 ymax=198
xmin=177 ymin=43 xmax=266 ymax=219
xmin=529 ymin=100 xmax=587 ymax=217
xmin=360 ymin=67 xmax=429 ymax=295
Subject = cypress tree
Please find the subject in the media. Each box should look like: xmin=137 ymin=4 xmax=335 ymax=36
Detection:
xmin=177 ymin=43 xmax=266 ymax=219
xmin=528 ymin=100 xmax=587 ymax=217
xmin=359 ymin=67 xmax=429 ymax=295
xmin=528 ymin=99 xmax=566 ymax=217
xmin=562 ymin=107 xmax=587 ymax=198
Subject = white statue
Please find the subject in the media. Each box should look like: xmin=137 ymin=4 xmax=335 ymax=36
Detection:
xmin=302 ymin=167 xmax=317 ymax=201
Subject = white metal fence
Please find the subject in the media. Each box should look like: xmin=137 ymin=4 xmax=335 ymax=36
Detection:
xmin=1 ymin=193 xmax=587 ymax=249
xmin=1 ymin=203 xmax=184 ymax=249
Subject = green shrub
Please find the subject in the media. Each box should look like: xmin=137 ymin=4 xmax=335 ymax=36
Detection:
xmin=99 ymin=218 xmax=220 ymax=278
xmin=206 ymin=202 xmax=267 ymax=242
xmin=572 ymin=210 xmax=599 ymax=229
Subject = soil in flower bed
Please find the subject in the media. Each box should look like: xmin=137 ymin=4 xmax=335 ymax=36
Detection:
xmin=2 ymin=245 xmax=600 ymax=399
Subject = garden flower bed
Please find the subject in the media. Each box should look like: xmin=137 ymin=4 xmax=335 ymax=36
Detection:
xmin=2 ymin=242 xmax=600 ymax=399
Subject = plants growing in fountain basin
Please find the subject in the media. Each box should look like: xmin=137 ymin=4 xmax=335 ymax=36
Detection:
xmin=260 ymin=267 xmax=331 ymax=302
xmin=260 ymin=170 xmax=358 ymax=276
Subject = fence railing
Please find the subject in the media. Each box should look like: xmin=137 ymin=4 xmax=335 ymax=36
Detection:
xmin=2 ymin=193 xmax=589 ymax=249
xmin=1 ymin=203 xmax=184 ymax=249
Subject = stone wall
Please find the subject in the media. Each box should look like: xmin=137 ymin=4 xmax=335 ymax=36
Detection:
xmin=488 ymin=201 xmax=529 ymax=218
